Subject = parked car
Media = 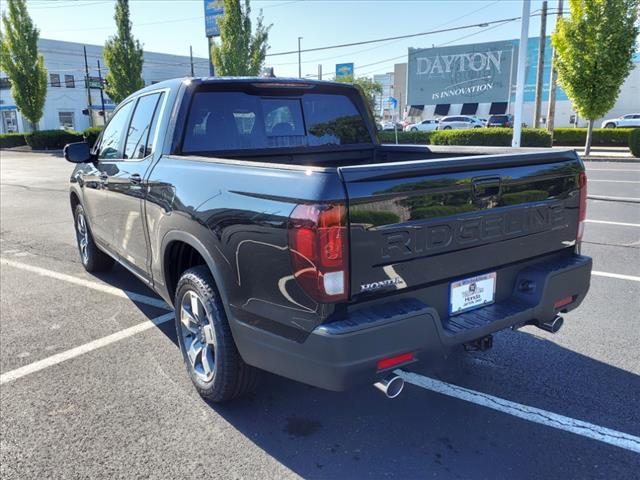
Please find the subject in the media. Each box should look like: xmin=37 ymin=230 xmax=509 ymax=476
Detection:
xmin=381 ymin=121 xmax=403 ymax=131
xmin=486 ymin=114 xmax=514 ymax=128
xmin=601 ymin=113 xmax=640 ymax=128
xmin=64 ymin=77 xmax=592 ymax=403
xmin=404 ymin=119 xmax=439 ymax=132
xmin=437 ymin=115 xmax=484 ymax=130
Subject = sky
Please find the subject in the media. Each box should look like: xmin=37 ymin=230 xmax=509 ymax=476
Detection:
xmin=11 ymin=0 xmax=559 ymax=78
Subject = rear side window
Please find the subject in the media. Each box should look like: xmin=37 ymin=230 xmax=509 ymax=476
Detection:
xmin=182 ymin=91 xmax=371 ymax=153
xmin=124 ymin=92 xmax=164 ymax=160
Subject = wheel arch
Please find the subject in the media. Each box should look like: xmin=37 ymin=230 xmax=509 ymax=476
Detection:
xmin=161 ymin=231 xmax=229 ymax=308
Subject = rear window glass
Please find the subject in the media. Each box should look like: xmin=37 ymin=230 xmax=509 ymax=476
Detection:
xmin=182 ymin=91 xmax=371 ymax=153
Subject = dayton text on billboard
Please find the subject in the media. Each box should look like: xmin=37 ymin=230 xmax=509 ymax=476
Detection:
xmin=407 ymin=40 xmax=516 ymax=106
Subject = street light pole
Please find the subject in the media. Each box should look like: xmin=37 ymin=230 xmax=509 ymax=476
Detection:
xmin=512 ymin=0 xmax=531 ymax=147
xmin=547 ymin=0 xmax=564 ymax=141
xmin=533 ymin=0 xmax=547 ymax=128
xmin=298 ymin=37 xmax=303 ymax=78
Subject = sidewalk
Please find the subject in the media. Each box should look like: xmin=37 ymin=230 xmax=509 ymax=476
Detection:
xmin=552 ymin=145 xmax=637 ymax=162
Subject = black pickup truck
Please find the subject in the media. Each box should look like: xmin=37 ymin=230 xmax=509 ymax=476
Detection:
xmin=65 ymin=77 xmax=591 ymax=402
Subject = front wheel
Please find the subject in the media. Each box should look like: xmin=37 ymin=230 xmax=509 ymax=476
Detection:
xmin=411 ymin=127 xmax=418 ymax=131
xmin=604 ymin=122 xmax=616 ymax=128
xmin=175 ymin=266 xmax=259 ymax=403
xmin=74 ymin=204 xmax=114 ymax=272
xmin=443 ymin=126 xmax=452 ymax=130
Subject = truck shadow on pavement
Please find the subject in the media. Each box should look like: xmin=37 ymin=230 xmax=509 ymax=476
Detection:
xmin=151 ymin=313 xmax=640 ymax=479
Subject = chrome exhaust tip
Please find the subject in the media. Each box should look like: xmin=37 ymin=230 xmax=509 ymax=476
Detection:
xmin=373 ymin=375 xmax=404 ymax=399
xmin=537 ymin=315 xmax=564 ymax=333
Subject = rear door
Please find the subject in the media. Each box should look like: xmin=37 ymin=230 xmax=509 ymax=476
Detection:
xmin=108 ymin=91 xmax=165 ymax=279
xmin=339 ymin=150 xmax=583 ymax=301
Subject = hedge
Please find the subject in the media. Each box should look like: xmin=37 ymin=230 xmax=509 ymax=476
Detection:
xmin=629 ymin=129 xmax=640 ymax=158
xmin=0 ymin=133 xmax=27 ymax=149
xmin=378 ymin=130 xmax=433 ymax=144
xmin=552 ymin=128 xmax=635 ymax=146
xmin=429 ymin=128 xmax=552 ymax=148
xmin=83 ymin=126 xmax=103 ymax=147
xmin=25 ymin=129 xmax=84 ymax=150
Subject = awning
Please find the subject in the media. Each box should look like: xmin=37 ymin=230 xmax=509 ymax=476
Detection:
xmin=408 ymin=105 xmax=424 ymax=116
xmin=461 ymin=103 xmax=479 ymax=115
xmin=434 ymin=104 xmax=450 ymax=116
xmin=490 ymin=102 xmax=508 ymax=114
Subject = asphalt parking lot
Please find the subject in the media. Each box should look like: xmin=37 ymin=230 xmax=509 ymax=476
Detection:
xmin=1 ymin=151 xmax=639 ymax=479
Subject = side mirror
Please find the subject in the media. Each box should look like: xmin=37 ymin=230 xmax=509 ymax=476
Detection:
xmin=64 ymin=142 xmax=93 ymax=163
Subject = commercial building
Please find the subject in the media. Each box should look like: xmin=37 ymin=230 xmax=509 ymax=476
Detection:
xmin=0 ymin=38 xmax=209 ymax=134
xmin=372 ymin=72 xmax=395 ymax=120
xmin=401 ymin=37 xmax=640 ymax=127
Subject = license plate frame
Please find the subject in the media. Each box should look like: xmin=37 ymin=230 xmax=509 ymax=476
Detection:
xmin=449 ymin=272 xmax=497 ymax=316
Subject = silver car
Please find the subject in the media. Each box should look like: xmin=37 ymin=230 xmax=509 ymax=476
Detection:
xmin=437 ymin=115 xmax=484 ymax=130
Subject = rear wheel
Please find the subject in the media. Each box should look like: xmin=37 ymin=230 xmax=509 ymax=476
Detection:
xmin=443 ymin=126 xmax=452 ymax=130
xmin=411 ymin=127 xmax=418 ymax=131
xmin=175 ymin=266 xmax=259 ymax=402
xmin=604 ymin=122 xmax=616 ymax=128
xmin=74 ymin=204 xmax=114 ymax=272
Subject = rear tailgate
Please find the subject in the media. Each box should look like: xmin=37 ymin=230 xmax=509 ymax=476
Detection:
xmin=339 ymin=150 xmax=583 ymax=301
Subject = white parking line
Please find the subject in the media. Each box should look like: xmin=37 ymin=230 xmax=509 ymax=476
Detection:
xmin=588 ymin=179 xmax=640 ymax=184
xmin=0 ymin=258 xmax=170 ymax=310
xmin=585 ymin=219 xmax=640 ymax=227
xmin=586 ymin=168 xmax=640 ymax=172
xmin=0 ymin=312 xmax=174 ymax=385
xmin=396 ymin=370 xmax=640 ymax=454
xmin=587 ymin=195 xmax=640 ymax=203
xmin=592 ymin=271 xmax=640 ymax=282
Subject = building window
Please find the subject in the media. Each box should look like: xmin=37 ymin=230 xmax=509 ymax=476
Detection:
xmin=0 ymin=77 xmax=11 ymax=90
xmin=64 ymin=75 xmax=75 ymax=88
xmin=490 ymin=102 xmax=508 ymax=114
xmin=461 ymin=103 xmax=479 ymax=115
xmin=50 ymin=73 xmax=61 ymax=87
xmin=58 ymin=111 xmax=75 ymax=130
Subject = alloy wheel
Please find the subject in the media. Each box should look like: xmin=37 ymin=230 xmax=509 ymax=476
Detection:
xmin=76 ymin=211 xmax=89 ymax=264
xmin=179 ymin=290 xmax=216 ymax=382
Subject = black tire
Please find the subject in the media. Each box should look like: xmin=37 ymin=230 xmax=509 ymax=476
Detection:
xmin=175 ymin=265 xmax=259 ymax=403
xmin=604 ymin=122 xmax=616 ymax=128
xmin=444 ymin=126 xmax=452 ymax=130
xmin=411 ymin=127 xmax=418 ymax=131
xmin=74 ymin=204 xmax=114 ymax=272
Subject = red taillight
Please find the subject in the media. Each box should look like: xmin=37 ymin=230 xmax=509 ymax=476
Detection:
xmin=377 ymin=352 xmax=415 ymax=370
xmin=577 ymin=171 xmax=587 ymax=243
xmin=288 ymin=204 xmax=349 ymax=302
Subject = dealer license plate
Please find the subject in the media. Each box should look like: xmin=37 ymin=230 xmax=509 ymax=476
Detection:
xmin=449 ymin=272 xmax=497 ymax=315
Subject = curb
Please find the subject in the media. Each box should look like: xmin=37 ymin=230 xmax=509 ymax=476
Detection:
xmin=582 ymin=157 xmax=639 ymax=163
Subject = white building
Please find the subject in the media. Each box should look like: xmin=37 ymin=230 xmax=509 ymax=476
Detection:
xmin=0 ymin=38 xmax=210 ymax=134
xmin=373 ymin=72 xmax=395 ymax=120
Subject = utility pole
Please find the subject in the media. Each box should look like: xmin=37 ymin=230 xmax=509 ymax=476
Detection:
xmin=207 ymin=37 xmax=215 ymax=76
xmin=190 ymin=45 xmax=195 ymax=76
xmin=83 ymin=46 xmax=94 ymax=128
xmin=546 ymin=0 xmax=563 ymax=141
xmin=512 ymin=0 xmax=531 ymax=148
xmin=533 ymin=0 xmax=547 ymax=128
xmin=96 ymin=60 xmax=106 ymax=126
xmin=297 ymin=37 xmax=303 ymax=78
xmin=317 ymin=64 xmax=322 ymax=80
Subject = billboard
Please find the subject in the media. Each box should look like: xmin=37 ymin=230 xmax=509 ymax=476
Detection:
xmin=204 ymin=0 xmax=223 ymax=37
xmin=335 ymin=63 xmax=354 ymax=79
xmin=407 ymin=40 xmax=516 ymax=106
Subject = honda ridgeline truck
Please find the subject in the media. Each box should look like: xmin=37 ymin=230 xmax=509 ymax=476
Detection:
xmin=65 ymin=77 xmax=591 ymax=402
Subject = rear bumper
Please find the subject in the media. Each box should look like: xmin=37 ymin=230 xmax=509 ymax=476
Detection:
xmin=232 ymin=254 xmax=592 ymax=391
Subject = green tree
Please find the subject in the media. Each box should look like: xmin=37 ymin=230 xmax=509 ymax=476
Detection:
xmin=211 ymin=0 xmax=271 ymax=76
xmin=551 ymin=0 xmax=638 ymax=155
xmin=103 ymin=0 xmax=144 ymax=104
xmin=335 ymin=75 xmax=383 ymax=113
xmin=0 ymin=0 xmax=47 ymax=131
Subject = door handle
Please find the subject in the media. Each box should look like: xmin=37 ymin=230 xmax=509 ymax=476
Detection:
xmin=129 ymin=173 xmax=142 ymax=185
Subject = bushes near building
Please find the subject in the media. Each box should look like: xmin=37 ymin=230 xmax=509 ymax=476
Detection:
xmin=25 ymin=129 xmax=84 ymax=149
xmin=629 ymin=129 xmax=640 ymax=158
xmin=552 ymin=128 xmax=634 ymax=146
xmin=430 ymin=128 xmax=552 ymax=148
xmin=0 ymin=132 xmax=27 ymax=148
xmin=83 ymin=127 xmax=103 ymax=147
xmin=378 ymin=130 xmax=433 ymax=144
